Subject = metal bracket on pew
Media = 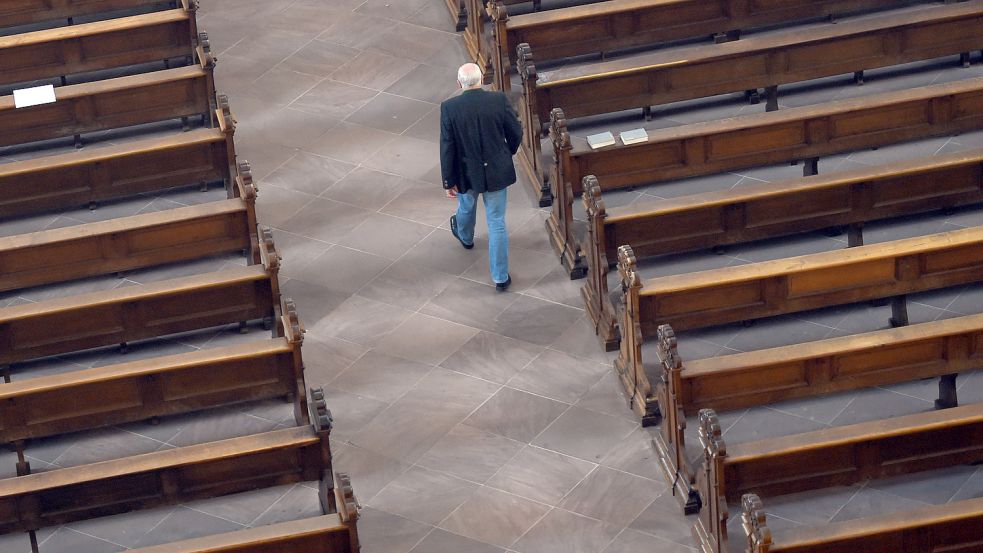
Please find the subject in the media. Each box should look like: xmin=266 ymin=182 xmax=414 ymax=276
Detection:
xmin=653 ymin=324 xmax=701 ymax=514
xmin=310 ymin=387 xmax=336 ymax=514
xmin=516 ymin=43 xmax=552 ymax=207
xmin=614 ymin=246 xmax=656 ymax=424
xmin=546 ymin=110 xmax=583 ymax=275
xmin=581 ymin=177 xmax=620 ymax=350
xmin=743 ymin=494 xmax=773 ymax=553
xmin=694 ymin=409 xmax=730 ymax=553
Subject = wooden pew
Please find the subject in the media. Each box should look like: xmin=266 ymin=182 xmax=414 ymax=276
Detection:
xmin=0 ymin=163 xmax=258 ymax=293
xmin=0 ymin=0 xmax=179 ymax=29
xmin=463 ymin=0 xmax=541 ymax=74
xmin=0 ymin=124 xmax=237 ymax=219
xmin=0 ymin=298 xmax=308 ymax=476
xmin=693 ymin=405 xmax=983 ymax=552
xmin=0 ymin=236 xmax=281 ymax=370
xmin=516 ymin=1 xmax=983 ymax=206
xmin=0 ymin=62 xmax=217 ymax=149
xmin=0 ymin=8 xmax=206 ymax=88
xmin=614 ymin=224 xmax=983 ymax=335
xmin=582 ymin=148 xmax=983 ymax=349
xmin=736 ymin=492 xmax=983 ymax=553
xmin=640 ymin=319 xmax=983 ymax=512
xmin=126 ymin=473 xmax=360 ymax=553
xmin=488 ymin=0 xmax=928 ymax=92
xmin=0 ymin=389 xmax=335 ymax=536
xmin=550 ymin=74 xmax=983 ymax=277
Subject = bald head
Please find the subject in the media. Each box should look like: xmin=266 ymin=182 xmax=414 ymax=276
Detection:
xmin=457 ymin=63 xmax=483 ymax=89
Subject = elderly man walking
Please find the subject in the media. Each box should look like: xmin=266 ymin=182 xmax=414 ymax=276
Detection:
xmin=439 ymin=63 xmax=523 ymax=291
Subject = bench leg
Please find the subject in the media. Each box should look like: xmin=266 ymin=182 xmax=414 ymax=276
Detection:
xmin=713 ymin=30 xmax=740 ymax=44
xmin=803 ymin=158 xmax=819 ymax=177
xmin=74 ymin=134 xmax=83 ymax=149
xmin=0 ymin=365 xmax=10 ymax=384
xmin=961 ymin=52 xmax=971 ymax=68
xmin=182 ymin=116 xmax=190 ymax=131
xmin=745 ymin=89 xmax=761 ymax=105
xmin=765 ymin=86 xmax=778 ymax=112
xmin=60 ymin=75 xmax=67 ymax=86
xmin=199 ymin=180 xmax=208 ymax=193
xmin=854 ymin=70 xmax=864 ymax=86
xmin=935 ymin=374 xmax=959 ymax=409
xmin=119 ymin=342 xmax=129 ymax=354
xmin=889 ymin=295 xmax=909 ymax=328
xmin=164 ymin=58 xmax=171 ymax=69
xmin=15 ymin=442 xmax=30 ymax=476
xmin=847 ymin=223 xmax=864 ymax=247
xmin=88 ymin=201 xmax=97 ymax=210
xmin=642 ymin=106 xmax=652 ymax=121
xmin=263 ymin=316 xmax=274 ymax=331
xmin=238 ymin=321 xmax=249 ymax=334
xmin=29 ymin=531 xmax=39 ymax=553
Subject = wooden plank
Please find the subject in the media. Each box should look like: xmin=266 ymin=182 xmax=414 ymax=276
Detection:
xmin=0 ymin=63 xmax=216 ymax=148
xmin=550 ymin=75 xmax=983 ymax=278
xmin=0 ymin=167 xmax=257 ymax=293
xmin=516 ymin=0 xmax=983 ymax=205
xmin=0 ymin=8 xmax=203 ymax=87
xmin=582 ymin=148 xmax=983 ymax=349
xmin=0 ymin=125 xmax=236 ymax=219
xmin=0 ymin=0 xmax=176 ymax=29
xmin=0 ymin=241 xmax=280 ymax=368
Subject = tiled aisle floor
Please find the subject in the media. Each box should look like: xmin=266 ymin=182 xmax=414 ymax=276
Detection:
xmin=3 ymin=1 xmax=983 ymax=552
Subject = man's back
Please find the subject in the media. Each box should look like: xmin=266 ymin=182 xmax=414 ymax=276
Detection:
xmin=439 ymin=88 xmax=523 ymax=194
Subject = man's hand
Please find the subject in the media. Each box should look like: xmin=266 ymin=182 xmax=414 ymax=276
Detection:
xmin=446 ymin=186 xmax=458 ymax=199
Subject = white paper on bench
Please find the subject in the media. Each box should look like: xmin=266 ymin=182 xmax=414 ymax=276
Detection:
xmin=13 ymin=85 xmax=56 ymax=109
xmin=587 ymin=131 xmax=616 ymax=150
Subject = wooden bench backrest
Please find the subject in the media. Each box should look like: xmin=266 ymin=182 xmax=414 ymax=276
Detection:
xmin=0 ymin=0 xmax=178 ymax=29
xmin=0 ymin=300 xmax=309 ymax=447
xmin=0 ymin=63 xmax=216 ymax=148
xmin=0 ymin=233 xmax=280 ymax=368
xmin=0 ymin=166 xmax=258 ymax=293
xmin=695 ymin=406 xmax=983 ymax=552
xmin=0 ymin=8 xmax=201 ymax=87
xmin=0 ymin=400 xmax=333 ymax=533
xmin=619 ymin=223 xmax=983 ymax=333
xmin=126 ymin=473 xmax=360 ymax=553
xmin=490 ymin=0 xmax=925 ymax=91
xmin=745 ymin=492 xmax=983 ymax=552
xmin=0 ymin=125 xmax=236 ymax=219
xmin=581 ymin=148 xmax=983 ymax=349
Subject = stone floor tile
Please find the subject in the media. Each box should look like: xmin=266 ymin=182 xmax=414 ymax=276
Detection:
xmin=279 ymin=197 xmax=372 ymax=243
xmin=308 ymin=294 xmax=414 ymax=346
xmin=279 ymin=279 xmax=351 ymax=329
xmin=420 ymin=277 xmax=519 ymax=330
xmin=166 ymin=408 xmax=281 ymax=447
xmin=417 ymin=424 xmax=526 ymax=483
xmin=332 ymin=443 xmax=413 ymax=504
xmin=524 ymin=264 xmax=585 ymax=308
xmin=243 ymin=67 xmax=323 ymax=107
xmin=439 ymin=487 xmax=551 ymax=549
xmin=337 ymin=213 xmax=433 ymax=261
xmin=559 ymin=466 xmax=663 ymax=526
xmin=332 ymin=350 xmax=433 ymax=404
xmin=37 ymin=527 xmax=127 ymax=553
xmin=725 ymin=315 xmax=834 ymax=353
xmin=262 ymin=151 xmax=355 ymax=196
xmin=830 ymin=487 xmax=932 ymax=523
xmin=333 ymin=51 xmax=419 ymax=91
xmin=359 ymin=259 xmax=457 ymax=311
xmin=279 ymin=39 xmax=359 ymax=78
xmin=346 ymin=93 xmax=434 ymax=134
xmin=318 ymin=387 xmax=387 ymax=441
xmin=493 ymin=294 xmax=583 ymax=346
xmin=290 ymin=245 xmax=392 ymax=295
xmin=182 ymin=485 xmax=292 ymax=527
xmin=628 ymin=493 xmax=698 ymax=547
xmin=253 ymin=183 xmax=316 ymax=229
xmin=320 ymin=167 xmax=411 ymax=210
xmin=67 ymin=506 xmax=173 ymax=548
xmin=352 ymin=401 xmax=462 ymax=464
xmin=403 ymin=106 xmax=441 ymax=143
xmin=466 ymin=387 xmax=569 ymax=443
xmin=441 ymin=330 xmax=543 ymax=384
xmin=374 ymin=312 xmax=479 ymax=365
xmin=409 ymin=528 xmax=506 ymax=553
xmin=387 ymin=64 xmax=458 ymax=104
xmin=369 ymin=465 xmax=477 ymax=525
xmin=293 ymin=335 xmax=368 ymax=387
xmin=513 ymin=508 xmax=621 ymax=553
xmin=831 ymin=387 xmax=934 ymax=426
xmin=599 ymin=429 xmax=665 ymax=481
xmin=508 ymin=349 xmax=608 ymax=404
xmin=306 ymin=121 xmax=398 ymax=164
xmin=485 ymin=445 xmax=596 ymax=505
xmin=50 ymin=427 xmax=165 ymax=468
xmin=868 ymin=464 xmax=978 ymax=505
xmin=353 ymin=507 xmax=432 ymax=553
xmin=602 ymin=528 xmax=697 ymax=553
xmin=533 ymin=406 xmax=638 ymax=463
xmin=363 ymin=135 xmax=441 ymax=182
xmin=317 ymin=13 xmax=398 ymax=50
xmin=400 ymin=368 xmax=502 ymax=418
xmin=131 ymin=506 xmax=244 ymax=548
xmin=462 ymin=245 xmax=555 ymax=292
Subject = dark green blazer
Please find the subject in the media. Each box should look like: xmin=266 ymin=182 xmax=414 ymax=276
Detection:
xmin=439 ymin=88 xmax=523 ymax=194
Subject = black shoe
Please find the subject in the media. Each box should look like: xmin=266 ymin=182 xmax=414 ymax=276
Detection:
xmin=496 ymin=275 xmax=511 ymax=292
xmin=450 ymin=215 xmax=474 ymax=249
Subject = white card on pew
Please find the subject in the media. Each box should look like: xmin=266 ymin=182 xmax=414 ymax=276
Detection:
xmin=587 ymin=131 xmax=616 ymax=150
xmin=13 ymin=85 xmax=56 ymax=109
xmin=620 ymin=128 xmax=649 ymax=145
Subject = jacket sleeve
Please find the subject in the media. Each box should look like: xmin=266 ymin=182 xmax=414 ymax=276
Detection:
xmin=439 ymin=102 xmax=458 ymax=189
xmin=502 ymin=94 xmax=523 ymax=156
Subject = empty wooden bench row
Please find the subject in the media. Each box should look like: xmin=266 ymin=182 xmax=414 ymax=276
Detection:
xmin=0 ymin=388 xmax=336 ymax=534
xmin=0 ymin=61 xmax=220 ymax=150
xmin=694 ymin=404 xmax=983 ymax=552
xmin=0 ymin=0 xmax=181 ymax=29
xmin=0 ymin=7 xmax=206 ymax=88
xmin=643 ymin=318 xmax=983 ymax=511
xmin=486 ymin=0 xmax=933 ymax=91
xmin=0 ymin=160 xmax=257 ymax=294
xmin=0 ymin=233 xmax=280 ymax=370
xmin=582 ymin=147 xmax=983 ymax=349
xmin=516 ymin=0 xmax=983 ymax=205
xmin=550 ymin=70 xmax=983 ymax=277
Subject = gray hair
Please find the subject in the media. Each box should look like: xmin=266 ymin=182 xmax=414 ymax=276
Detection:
xmin=457 ymin=63 xmax=483 ymax=88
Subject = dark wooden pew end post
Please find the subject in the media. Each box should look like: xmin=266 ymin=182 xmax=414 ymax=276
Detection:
xmin=581 ymin=177 xmax=619 ymax=350
xmin=613 ymin=245 xmax=660 ymax=423
xmin=309 ymin=387 xmax=336 ymax=514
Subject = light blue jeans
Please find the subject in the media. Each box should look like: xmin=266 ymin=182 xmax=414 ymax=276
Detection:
xmin=456 ymin=187 xmax=509 ymax=284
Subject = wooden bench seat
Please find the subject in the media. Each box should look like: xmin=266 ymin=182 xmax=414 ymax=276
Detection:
xmin=0 ymin=240 xmax=281 ymax=370
xmin=0 ymin=165 xmax=258 ymax=293
xmin=0 ymin=396 xmax=334 ymax=534
xmin=0 ymin=125 xmax=237 ymax=219
xmin=0 ymin=62 xmax=216 ymax=149
xmin=0 ymin=0 xmax=179 ymax=29
xmin=0 ymin=298 xmax=308 ymax=476
xmin=639 ymin=319 xmax=983 ymax=513
xmin=736 ymin=492 xmax=983 ymax=553
xmin=126 ymin=474 xmax=360 ymax=553
xmin=582 ymin=148 xmax=983 ymax=349
xmin=693 ymin=405 xmax=983 ymax=552
xmin=549 ymin=74 xmax=983 ymax=277
xmin=0 ymin=8 xmax=205 ymax=88
xmin=516 ymin=1 xmax=983 ymax=205
xmin=487 ymin=0 xmax=928 ymax=92
xmin=462 ymin=0 xmax=540 ymax=60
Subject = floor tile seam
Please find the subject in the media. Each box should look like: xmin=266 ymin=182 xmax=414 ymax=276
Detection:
xmin=239 ymin=32 xmax=323 ymax=89
xmin=868 ymin=384 xmax=936 ymax=405
xmin=282 ymin=150 xmax=359 ymax=183
xmin=179 ymin=502 xmax=253 ymax=529
xmin=346 ymin=227 xmax=437 ymax=301
xmin=504 ymin=361 xmax=609 ymax=406
xmin=944 ymin=466 xmax=980 ymax=504
xmin=110 ymin=423 xmax=180 ymax=450
xmin=133 ymin=504 xmax=179 ymax=543
xmin=824 ymin=480 xmax=869 ymax=524
xmin=50 ymin=525 xmax=133 ymax=549
xmin=605 ymin=526 xmax=698 ymax=552
xmin=241 ymin=71 xmax=359 ymax=113
xmin=761 ymin=403 xmax=836 ymax=429
xmin=241 ymin=481 xmax=300 ymax=528
xmin=320 ymin=346 xmax=374 ymax=390
xmin=329 ymin=353 xmax=436 ymax=406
